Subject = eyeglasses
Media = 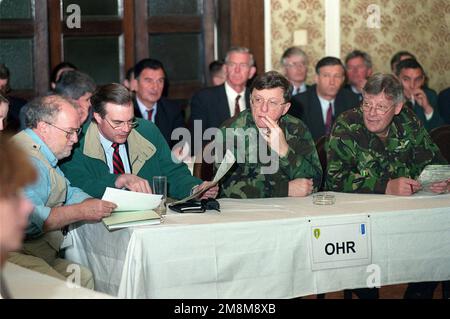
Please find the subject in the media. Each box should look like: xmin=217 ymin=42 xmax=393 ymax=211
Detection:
xmin=361 ymin=100 xmax=395 ymax=115
xmin=251 ymin=96 xmax=287 ymax=109
xmin=226 ymin=62 xmax=251 ymax=69
xmin=104 ymin=118 xmax=138 ymax=130
xmin=45 ymin=122 xmax=81 ymax=139
xmin=284 ymin=61 xmax=306 ymax=69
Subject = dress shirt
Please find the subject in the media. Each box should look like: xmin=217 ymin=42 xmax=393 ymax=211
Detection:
xmin=99 ymin=132 xmax=131 ymax=174
xmin=136 ymin=97 xmax=157 ymax=122
xmin=317 ymin=95 xmax=335 ymax=125
xmin=225 ymin=81 xmax=247 ymax=117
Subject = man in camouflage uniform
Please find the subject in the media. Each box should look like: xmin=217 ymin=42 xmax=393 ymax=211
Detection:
xmin=326 ymin=73 xmax=448 ymax=195
xmin=213 ymin=71 xmax=322 ymax=199
xmin=325 ymin=73 xmax=449 ymax=299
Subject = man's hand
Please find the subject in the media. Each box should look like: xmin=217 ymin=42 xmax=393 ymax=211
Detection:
xmin=194 ymin=181 xmax=219 ymax=199
xmin=385 ymin=177 xmax=421 ymax=196
xmin=288 ymin=178 xmax=313 ymax=197
xmin=412 ymin=89 xmax=433 ymax=115
xmin=80 ymin=198 xmax=117 ymax=221
xmin=115 ymin=174 xmax=152 ymax=193
xmin=429 ymin=179 xmax=450 ymax=194
xmin=260 ymin=116 xmax=289 ymax=157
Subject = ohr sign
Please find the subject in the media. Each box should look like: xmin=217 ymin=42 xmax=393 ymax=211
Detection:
xmin=309 ymin=216 xmax=372 ymax=271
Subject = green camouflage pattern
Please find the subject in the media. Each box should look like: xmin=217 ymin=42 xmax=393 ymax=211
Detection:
xmin=214 ymin=109 xmax=322 ymax=198
xmin=325 ymin=107 xmax=447 ymax=193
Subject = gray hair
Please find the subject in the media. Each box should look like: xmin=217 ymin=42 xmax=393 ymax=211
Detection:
xmin=22 ymin=95 xmax=75 ymax=129
xmin=280 ymin=46 xmax=308 ymax=66
xmin=54 ymin=70 xmax=96 ymax=100
xmin=362 ymin=73 xmax=404 ymax=105
xmin=225 ymin=46 xmax=255 ymax=67
xmin=345 ymin=50 xmax=373 ymax=69
xmin=250 ymin=71 xmax=293 ymax=102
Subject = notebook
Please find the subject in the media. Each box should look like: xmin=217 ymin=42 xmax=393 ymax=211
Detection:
xmin=102 ymin=210 xmax=161 ymax=231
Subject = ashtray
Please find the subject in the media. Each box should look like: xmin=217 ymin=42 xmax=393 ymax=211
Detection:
xmin=313 ymin=193 xmax=335 ymax=205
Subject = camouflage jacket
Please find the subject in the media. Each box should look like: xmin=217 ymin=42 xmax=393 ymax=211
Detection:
xmin=214 ymin=109 xmax=322 ymax=198
xmin=325 ymin=107 xmax=447 ymax=193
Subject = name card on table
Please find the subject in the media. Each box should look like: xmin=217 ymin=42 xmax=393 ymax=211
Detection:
xmin=309 ymin=216 xmax=371 ymax=271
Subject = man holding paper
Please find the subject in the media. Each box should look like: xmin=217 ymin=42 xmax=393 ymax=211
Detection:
xmin=325 ymin=73 xmax=449 ymax=299
xmin=60 ymin=83 xmax=218 ymax=200
xmin=326 ymin=73 xmax=449 ymax=195
xmin=9 ymin=95 xmax=117 ymax=288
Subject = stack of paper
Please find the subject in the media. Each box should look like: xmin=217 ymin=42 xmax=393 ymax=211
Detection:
xmin=101 ymin=187 xmax=163 ymax=230
xmin=417 ymin=165 xmax=450 ymax=191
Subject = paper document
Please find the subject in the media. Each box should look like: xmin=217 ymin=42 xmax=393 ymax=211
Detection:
xmin=102 ymin=187 xmax=162 ymax=211
xmin=171 ymin=149 xmax=236 ymax=205
xmin=417 ymin=165 xmax=450 ymax=191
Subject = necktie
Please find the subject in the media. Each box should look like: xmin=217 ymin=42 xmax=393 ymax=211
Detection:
xmin=234 ymin=95 xmax=241 ymax=116
xmin=293 ymin=87 xmax=300 ymax=96
xmin=112 ymin=143 xmax=125 ymax=174
xmin=325 ymin=102 xmax=333 ymax=135
xmin=147 ymin=108 xmax=154 ymax=121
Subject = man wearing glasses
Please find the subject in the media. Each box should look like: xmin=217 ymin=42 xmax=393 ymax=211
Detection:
xmin=325 ymin=73 xmax=449 ymax=299
xmin=214 ymin=71 xmax=322 ymax=198
xmin=60 ymin=83 xmax=218 ymax=200
xmin=10 ymin=95 xmax=117 ymax=288
xmin=325 ymin=73 xmax=448 ymax=196
xmin=280 ymin=46 xmax=311 ymax=96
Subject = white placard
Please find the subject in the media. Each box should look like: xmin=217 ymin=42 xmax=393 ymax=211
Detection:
xmin=309 ymin=216 xmax=371 ymax=271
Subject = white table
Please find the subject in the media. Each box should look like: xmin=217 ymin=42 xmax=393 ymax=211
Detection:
xmin=65 ymin=192 xmax=450 ymax=298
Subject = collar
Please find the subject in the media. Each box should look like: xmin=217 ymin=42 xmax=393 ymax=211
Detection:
xmin=136 ymin=96 xmax=157 ymax=120
xmin=224 ymin=81 xmax=246 ymax=99
xmin=25 ymin=128 xmax=58 ymax=168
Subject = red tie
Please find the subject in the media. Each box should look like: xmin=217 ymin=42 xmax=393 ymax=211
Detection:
xmin=325 ymin=102 xmax=333 ymax=135
xmin=112 ymin=143 xmax=125 ymax=174
xmin=147 ymin=108 xmax=154 ymax=122
xmin=234 ymin=95 xmax=241 ymax=116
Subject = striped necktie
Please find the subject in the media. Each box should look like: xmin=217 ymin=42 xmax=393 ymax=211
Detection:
xmin=234 ymin=95 xmax=241 ymax=116
xmin=112 ymin=143 xmax=125 ymax=174
xmin=325 ymin=102 xmax=333 ymax=135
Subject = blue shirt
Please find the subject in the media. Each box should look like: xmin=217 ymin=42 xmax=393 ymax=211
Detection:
xmin=23 ymin=129 xmax=91 ymax=237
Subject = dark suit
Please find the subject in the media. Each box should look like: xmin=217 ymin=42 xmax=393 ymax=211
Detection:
xmin=289 ymin=85 xmax=360 ymax=141
xmin=133 ymin=97 xmax=185 ymax=149
xmin=189 ymin=84 xmax=250 ymax=151
xmin=438 ymin=87 xmax=450 ymax=125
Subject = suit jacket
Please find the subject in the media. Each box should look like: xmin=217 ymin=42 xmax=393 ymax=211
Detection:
xmin=438 ymin=87 xmax=450 ymax=124
xmin=133 ymin=97 xmax=185 ymax=148
xmin=289 ymin=85 xmax=360 ymax=141
xmin=189 ymin=84 xmax=251 ymax=152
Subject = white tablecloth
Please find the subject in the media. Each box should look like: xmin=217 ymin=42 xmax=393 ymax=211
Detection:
xmin=65 ymin=192 xmax=450 ymax=298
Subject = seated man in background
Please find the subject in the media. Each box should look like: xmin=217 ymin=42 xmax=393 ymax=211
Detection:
xmin=132 ymin=58 xmax=185 ymax=149
xmin=60 ymin=83 xmax=218 ymax=200
xmin=280 ymin=46 xmax=310 ymax=96
xmin=9 ymin=95 xmax=117 ymax=288
xmin=344 ymin=50 xmax=373 ymax=101
xmin=0 ymin=134 xmax=36 ymax=298
xmin=123 ymin=67 xmax=137 ymax=92
xmin=326 ymin=73 xmax=449 ymax=299
xmin=326 ymin=73 xmax=448 ymax=194
xmin=288 ymin=56 xmax=360 ymax=141
xmin=215 ymin=71 xmax=322 ymax=199
xmin=395 ymin=58 xmax=444 ymax=131
xmin=54 ymin=70 xmax=96 ymax=124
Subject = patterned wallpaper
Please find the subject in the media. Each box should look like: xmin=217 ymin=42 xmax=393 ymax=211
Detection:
xmin=271 ymin=0 xmax=450 ymax=93
xmin=271 ymin=0 xmax=325 ymax=85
